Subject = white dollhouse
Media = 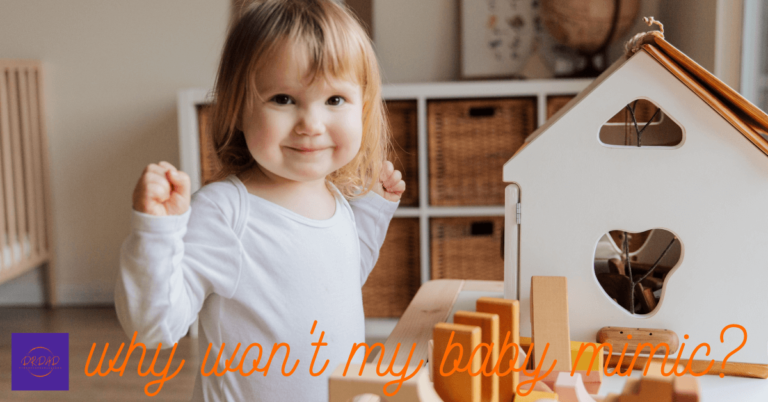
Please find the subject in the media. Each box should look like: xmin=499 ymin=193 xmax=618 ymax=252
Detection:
xmin=503 ymin=35 xmax=768 ymax=365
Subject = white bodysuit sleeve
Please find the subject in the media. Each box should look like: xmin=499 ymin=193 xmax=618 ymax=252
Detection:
xmin=349 ymin=191 xmax=399 ymax=286
xmin=114 ymin=190 xmax=243 ymax=348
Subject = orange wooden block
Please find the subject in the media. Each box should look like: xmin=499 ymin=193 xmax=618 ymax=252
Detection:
xmin=477 ymin=297 xmax=520 ymax=402
xmin=433 ymin=322 xmax=481 ymax=402
xmin=618 ymin=377 xmax=673 ymax=402
xmin=513 ymin=389 xmax=559 ymax=401
xmin=531 ymin=276 xmax=572 ymax=372
xmin=454 ymin=311 xmax=500 ymax=402
xmin=673 ymin=376 xmax=700 ymax=402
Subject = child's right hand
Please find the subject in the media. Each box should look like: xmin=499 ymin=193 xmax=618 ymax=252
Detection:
xmin=132 ymin=161 xmax=191 ymax=216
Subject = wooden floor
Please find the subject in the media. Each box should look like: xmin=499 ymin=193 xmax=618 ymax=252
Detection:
xmin=0 ymin=307 xmax=198 ymax=401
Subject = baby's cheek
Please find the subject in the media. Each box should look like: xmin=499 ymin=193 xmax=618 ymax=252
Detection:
xmin=341 ymin=135 xmax=363 ymax=162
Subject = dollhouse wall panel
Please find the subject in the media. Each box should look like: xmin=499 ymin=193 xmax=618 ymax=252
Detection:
xmin=504 ymin=51 xmax=768 ymax=364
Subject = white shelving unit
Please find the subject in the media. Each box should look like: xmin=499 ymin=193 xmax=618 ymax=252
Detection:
xmin=381 ymin=79 xmax=591 ymax=286
xmin=177 ymin=78 xmax=593 ymax=340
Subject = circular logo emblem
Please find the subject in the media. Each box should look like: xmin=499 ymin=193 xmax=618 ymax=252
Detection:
xmin=21 ymin=346 xmax=61 ymax=377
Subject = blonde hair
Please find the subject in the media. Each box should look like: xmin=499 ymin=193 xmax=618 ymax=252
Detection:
xmin=208 ymin=0 xmax=390 ymax=199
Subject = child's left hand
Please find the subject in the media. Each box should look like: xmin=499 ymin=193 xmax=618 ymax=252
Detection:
xmin=375 ymin=161 xmax=405 ymax=202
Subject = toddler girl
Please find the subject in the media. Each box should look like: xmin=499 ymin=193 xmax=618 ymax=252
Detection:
xmin=114 ymin=0 xmax=404 ymax=400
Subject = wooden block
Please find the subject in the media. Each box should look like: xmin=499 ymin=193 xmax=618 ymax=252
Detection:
xmin=553 ymin=372 xmax=596 ymax=402
xmin=672 ymin=376 xmax=700 ymax=402
xmin=454 ymin=311 xmax=500 ymax=402
xmin=522 ymin=337 xmax=600 ymax=378
xmin=512 ymin=390 xmax=559 ymax=401
xmin=519 ymin=370 xmax=555 ymax=394
xmin=528 ymin=342 xmax=603 ymax=394
xmin=428 ymin=339 xmax=434 ymax=382
xmin=328 ymin=362 xmax=443 ymax=402
xmin=433 ymin=322 xmax=482 ymax=402
xmin=618 ymin=377 xmax=673 ymax=402
xmin=477 ymin=297 xmax=520 ymax=402
xmin=592 ymin=395 xmax=620 ymax=402
xmin=596 ymin=327 xmax=679 ymax=355
xmin=571 ymin=341 xmax=603 ymax=383
xmin=375 ymin=280 xmax=464 ymax=367
xmin=531 ymin=276 xmax=572 ymax=372
xmin=537 ymin=370 xmax=594 ymax=396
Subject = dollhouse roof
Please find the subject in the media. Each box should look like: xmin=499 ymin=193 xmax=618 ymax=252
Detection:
xmin=513 ymin=36 xmax=768 ymax=162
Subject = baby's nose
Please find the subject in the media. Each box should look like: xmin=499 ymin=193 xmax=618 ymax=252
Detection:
xmin=295 ymin=111 xmax=325 ymax=136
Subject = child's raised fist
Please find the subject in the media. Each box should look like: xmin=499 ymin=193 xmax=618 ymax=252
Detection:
xmin=375 ymin=160 xmax=405 ymax=203
xmin=132 ymin=161 xmax=191 ymax=216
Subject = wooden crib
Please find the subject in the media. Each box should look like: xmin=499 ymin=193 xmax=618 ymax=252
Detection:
xmin=0 ymin=60 xmax=56 ymax=306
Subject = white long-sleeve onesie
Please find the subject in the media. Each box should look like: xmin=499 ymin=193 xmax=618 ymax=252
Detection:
xmin=114 ymin=175 xmax=399 ymax=401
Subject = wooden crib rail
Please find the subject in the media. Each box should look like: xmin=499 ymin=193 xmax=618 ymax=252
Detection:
xmin=0 ymin=60 xmax=56 ymax=306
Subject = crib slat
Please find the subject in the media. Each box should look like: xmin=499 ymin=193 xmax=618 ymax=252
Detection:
xmin=0 ymin=68 xmax=10 ymax=270
xmin=27 ymin=68 xmax=45 ymax=258
xmin=18 ymin=69 xmax=37 ymax=263
xmin=0 ymin=69 xmax=18 ymax=265
xmin=19 ymin=68 xmax=37 ymax=264
xmin=38 ymin=64 xmax=56 ymax=306
xmin=7 ymin=69 xmax=27 ymax=264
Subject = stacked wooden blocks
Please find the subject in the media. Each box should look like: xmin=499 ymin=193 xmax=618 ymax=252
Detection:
xmin=430 ymin=277 xmax=700 ymax=402
xmin=329 ymin=276 xmax=701 ymax=401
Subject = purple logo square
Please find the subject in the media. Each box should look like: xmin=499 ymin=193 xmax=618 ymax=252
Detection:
xmin=12 ymin=333 xmax=69 ymax=391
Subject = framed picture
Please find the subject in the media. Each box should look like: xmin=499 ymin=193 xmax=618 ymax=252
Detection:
xmin=460 ymin=0 xmax=536 ymax=79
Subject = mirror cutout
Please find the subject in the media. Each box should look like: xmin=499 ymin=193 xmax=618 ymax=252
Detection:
xmin=594 ymin=229 xmax=681 ymax=315
xmin=599 ymin=99 xmax=683 ymax=147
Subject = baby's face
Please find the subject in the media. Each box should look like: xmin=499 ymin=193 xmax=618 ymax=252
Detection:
xmin=240 ymin=44 xmax=363 ymax=185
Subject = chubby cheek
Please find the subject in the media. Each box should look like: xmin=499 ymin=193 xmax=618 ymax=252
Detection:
xmin=334 ymin=114 xmax=364 ymax=165
xmin=243 ymin=124 xmax=285 ymax=166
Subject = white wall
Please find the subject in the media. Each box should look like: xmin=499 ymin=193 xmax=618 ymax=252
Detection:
xmin=658 ymin=0 xmax=718 ymax=73
xmin=373 ymin=0 xmax=459 ymax=83
xmin=0 ymin=0 xmax=229 ymax=304
xmin=0 ymin=0 xmax=736 ymax=305
xmin=373 ymin=0 xmax=663 ymax=84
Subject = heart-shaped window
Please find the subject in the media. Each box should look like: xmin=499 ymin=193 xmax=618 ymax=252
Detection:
xmin=594 ymin=229 xmax=681 ymax=315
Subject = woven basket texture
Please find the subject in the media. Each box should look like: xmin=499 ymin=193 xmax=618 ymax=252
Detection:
xmin=431 ymin=216 xmax=504 ymax=281
xmin=385 ymin=100 xmax=419 ymax=207
xmin=362 ymin=218 xmax=421 ymax=317
xmin=197 ymin=104 xmax=222 ymax=185
xmin=547 ymin=95 xmax=574 ymax=119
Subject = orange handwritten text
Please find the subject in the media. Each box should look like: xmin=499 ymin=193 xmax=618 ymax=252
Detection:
xmin=84 ymin=331 xmax=185 ymax=397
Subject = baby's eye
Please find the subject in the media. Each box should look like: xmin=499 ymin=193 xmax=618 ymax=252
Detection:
xmin=271 ymin=94 xmax=293 ymax=105
xmin=327 ymin=96 xmax=346 ymax=106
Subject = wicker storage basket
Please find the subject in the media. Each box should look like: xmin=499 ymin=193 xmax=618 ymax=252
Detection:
xmin=428 ymin=97 xmax=536 ymax=206
xmin=197 ymin=104 xmax=221 ymax=184
xmin=430 ymin=216 xmax=504 ymax=281
xmin=385 ymin=100 xmax=419 ymax=207
xmin=546 ymin=95 xmax=575 ymax=119
xmin=362 ymin=218 xmax=421 ymax=317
